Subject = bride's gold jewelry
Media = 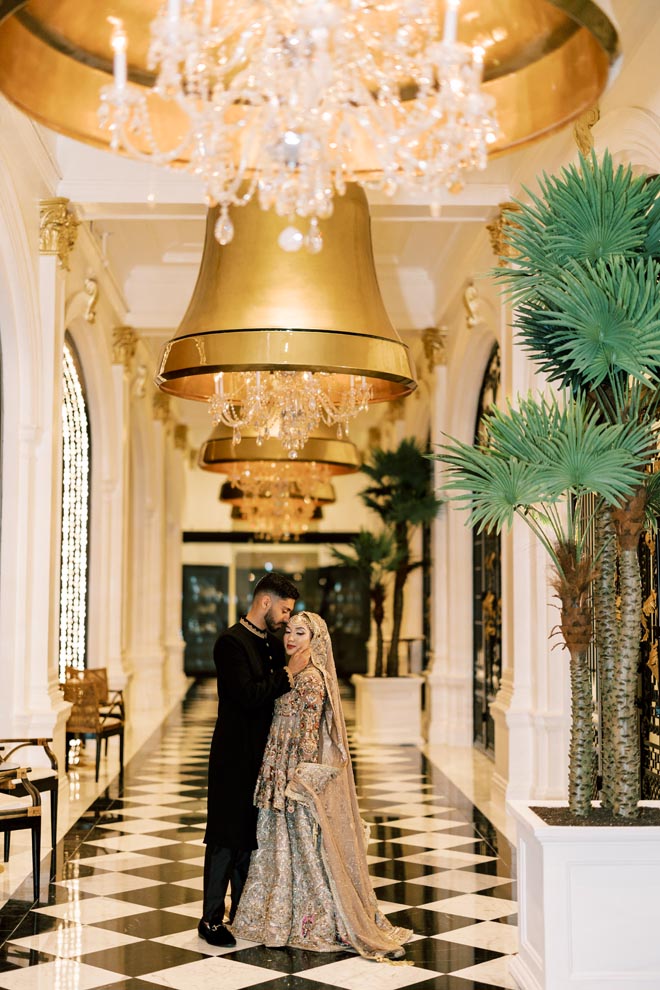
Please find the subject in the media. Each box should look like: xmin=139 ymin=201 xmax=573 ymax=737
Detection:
xmin=284 ymin=666 xmax=295 ymax=689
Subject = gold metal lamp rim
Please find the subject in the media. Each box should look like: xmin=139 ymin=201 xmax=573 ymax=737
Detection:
xmin=0 ymin=2 xmax=620 ymax=162
xmin=199 ymin=429 xmax=361 ymax=476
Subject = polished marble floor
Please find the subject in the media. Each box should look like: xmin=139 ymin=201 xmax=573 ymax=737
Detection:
xmin=0 ymin=682 xmax=517 ymax=989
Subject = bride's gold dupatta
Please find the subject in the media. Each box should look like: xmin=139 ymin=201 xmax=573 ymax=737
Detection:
xmin=284 ymin=613 xmax=412 ymax=959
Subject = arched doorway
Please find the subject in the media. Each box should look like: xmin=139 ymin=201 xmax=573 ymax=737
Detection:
xmin=472 ymin=343 xmax=501 ymax=755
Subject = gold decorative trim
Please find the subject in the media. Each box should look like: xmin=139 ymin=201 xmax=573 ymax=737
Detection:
xmin=487 ymin=202 xmax=523 ymax=265
xmin=84 ymin=275 xmax=99 ymax=324
xmin=152 ymin=391 xmax=171 ymax=423
xmin=39 ymin=198 xmax=79 ymax=270
xmin=422 ymin=326 xmax=447 ymax=372
xmin=112 ymin=326 xmax=137 ymax=369
xmin=464 ymin=282 xmax=480 ymax=329
xmin=174 ymin=423 xmax=188 ymax=450
xmin=574 ymin=103 xmax=601 ymax=156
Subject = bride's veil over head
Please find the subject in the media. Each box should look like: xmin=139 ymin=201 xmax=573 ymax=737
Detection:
xmin=285 ymin=611 xmax=411 ymax=958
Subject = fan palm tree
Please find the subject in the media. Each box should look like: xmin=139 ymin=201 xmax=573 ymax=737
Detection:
xmin=360 ymin=440 xmax=443 ymax=677
xmin=495 ymin=151 xmax=660 ymax=816
xmin=330 ymin=530 xmax=402 ymax=677
xmin=435 ymin=391 xmax=655 ymax=816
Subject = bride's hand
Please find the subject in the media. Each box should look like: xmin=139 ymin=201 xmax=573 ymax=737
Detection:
xmin=287 ymin=646 xmax=311 ymax=676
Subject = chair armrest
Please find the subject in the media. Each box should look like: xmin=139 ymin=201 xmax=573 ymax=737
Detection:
xmin=0 ymin=766 xmax=41 ymax=813
xmin=0 ymin=738 xmax=58 ymax=772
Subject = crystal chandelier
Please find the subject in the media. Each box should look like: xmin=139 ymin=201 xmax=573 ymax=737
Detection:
xmin=100 ymin=0 xmax=497 ymax=250
xmin=210 ymin=370 xmax=370 ymax=454
xmin=222 ymin=480 xmax=335 ymax=541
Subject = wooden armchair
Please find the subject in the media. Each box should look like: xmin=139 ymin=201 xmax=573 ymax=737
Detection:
xmin=63 ymin=680 xmax=125 ymax=783
xmin=64 ymin=665 xmax=125 ymax=720
xmin=0 ymin=738 xmax=58 ymax=864
xmin=0 ymin=766 xmax=42 ymax=903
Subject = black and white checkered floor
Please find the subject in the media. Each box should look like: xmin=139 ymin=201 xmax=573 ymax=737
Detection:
xmin=0 ymin=682 xmax=518 ymax=989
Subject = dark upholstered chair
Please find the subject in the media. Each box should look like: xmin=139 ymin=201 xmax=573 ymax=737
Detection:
xmin=0 ymin=766 xmax=42 ymax=902
xmin=0 ymin=738 xmax=58 ymax=871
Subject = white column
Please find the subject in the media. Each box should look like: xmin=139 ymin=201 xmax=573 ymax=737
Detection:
xmin=163 ymin=427 xmax=188 ymax=698
xmin=11 ymin=248 xmax=71 ymax=762
xmin=490 ymin=314 xmax=570 ymax=803
xmin=425 ymin=358 xmax=473 ymax=745
xmin=127 ymin=393 xmax=168 ymax=711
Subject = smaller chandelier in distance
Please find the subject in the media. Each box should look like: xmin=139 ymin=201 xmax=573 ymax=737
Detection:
xmin=100 ymin=0 xmax=497 ymax=251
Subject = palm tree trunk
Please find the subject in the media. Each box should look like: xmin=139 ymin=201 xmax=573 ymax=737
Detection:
xmin=562 ymin=598 xmax=596 ymax=816
xmin=594 ymin=506 xmax=617 ymax=809
xmin=386 ymin=562 xmax=406 ymax=677
xmin=372 ymin=585 xmax=385 ymax=678
xmin=568 ymin=646 xmax=596 ymax=816
xmin=611 ymin=485 xmax=646 ymax=817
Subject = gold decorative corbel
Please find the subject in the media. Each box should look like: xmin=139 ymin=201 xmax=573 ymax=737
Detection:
xmin=39 ymin=197 xmax=79 ymax=271
xmin=174 ymin=423 xmax=189 ymax=450
xmin=112 ymin=326 xmax=138 ymax=370
xmin=152 ymin=391 xmax=171 ymax=423
xmin=487 ymin=202 xmax=522 ymax=265
xmin=422 ymin=325 xmax=448 ymax=372
xmin=574 ymin=104 xmax=600 ymax=157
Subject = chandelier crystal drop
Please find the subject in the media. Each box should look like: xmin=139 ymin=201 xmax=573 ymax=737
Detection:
xmin=209 ymin=370 xmax=371 ymax=457
xmin=100 ymin=0 xmax=497 ymax=250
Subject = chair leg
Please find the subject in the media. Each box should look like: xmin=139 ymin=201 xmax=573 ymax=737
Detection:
xmin=95 ymin=736 xmax=101 ymax=783
xmin=4 ymin=831 xmax=9 ymax=862
xmin=31 ymin=819 xmax=41 ymax=904
xmin=119 ymin=728 xmax=125 ymax=785
xmin=50 ymin=784 xmax=58 ymax=851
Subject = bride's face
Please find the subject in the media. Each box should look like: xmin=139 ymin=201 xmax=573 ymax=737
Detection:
xmin=284 ymin=620 xmax=312 ymax=655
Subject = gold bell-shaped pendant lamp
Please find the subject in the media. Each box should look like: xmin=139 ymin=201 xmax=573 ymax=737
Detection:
xmin=198 ymin=423 xmax=361 ymax=479
xmin=156 ymin=184 xmax=416 ymax=457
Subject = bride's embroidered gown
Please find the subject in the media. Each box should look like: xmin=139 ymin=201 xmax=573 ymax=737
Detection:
xmin=232 ymin=640 xmax=411 ymax=959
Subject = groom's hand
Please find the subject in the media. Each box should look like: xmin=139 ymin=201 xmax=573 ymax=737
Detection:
xmin=286 ymin=647 xmax=311 ymax=676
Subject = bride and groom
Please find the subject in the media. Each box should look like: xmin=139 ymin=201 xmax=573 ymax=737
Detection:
xmin=199 ymin=571 xmax=411 ymax=960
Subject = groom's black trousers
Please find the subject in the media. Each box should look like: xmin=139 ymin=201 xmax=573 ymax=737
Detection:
xmin=202 ymin=843 xmax=252 ymax=924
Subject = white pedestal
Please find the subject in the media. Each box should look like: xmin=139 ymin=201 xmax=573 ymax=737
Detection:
xmin=509 ymin=800 xmax=660 ymax=990
xmin=352 ymin=674 xmax=424 ymax=746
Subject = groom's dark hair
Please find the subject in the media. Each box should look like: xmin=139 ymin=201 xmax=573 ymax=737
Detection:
xmin=253 ymin=572 xmax=299 ymax=602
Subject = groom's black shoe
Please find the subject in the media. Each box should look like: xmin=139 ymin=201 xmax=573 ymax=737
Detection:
xmin=197 ymin=919 xmax=236 ymax=947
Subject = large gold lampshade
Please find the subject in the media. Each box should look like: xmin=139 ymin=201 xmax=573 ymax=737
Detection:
xmin=156 ymin=184 xmax=415 ymax=404
xmin=199 ymin=424 xmax=361 ymax=478
xmin=0 ymin=2 xmax=619 ymax=164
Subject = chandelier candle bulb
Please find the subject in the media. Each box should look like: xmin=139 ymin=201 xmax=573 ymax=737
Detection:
xmin=109 ymin=19 xmax=127 ymax=91
xmin=443 ymin=0 xmax=460 ymax=45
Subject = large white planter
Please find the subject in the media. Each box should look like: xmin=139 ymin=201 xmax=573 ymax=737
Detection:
xmin=508 ymin=799 xmax=660 ymax=990
xmin=352 ymin=674 xmax=424 ymax=746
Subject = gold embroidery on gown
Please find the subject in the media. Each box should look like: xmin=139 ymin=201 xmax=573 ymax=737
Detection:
xmin=232 ymin=614 xmax=412 ymax=959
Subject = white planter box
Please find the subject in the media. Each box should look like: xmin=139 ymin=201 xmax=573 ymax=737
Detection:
xmin=508 ymin=799 xmax=660 ymax=990
xmin=352 ymin=674 xmax=424 ymax=746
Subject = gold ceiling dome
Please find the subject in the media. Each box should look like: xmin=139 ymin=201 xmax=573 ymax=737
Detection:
xmin=199 ymin=423 xmax=361 ymax=478
xmin=0 ymin=2 xmax=619 ymax=161
xmin=155 ymin=184 xmax=415 ymax=456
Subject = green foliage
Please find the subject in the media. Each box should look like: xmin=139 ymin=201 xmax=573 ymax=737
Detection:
xmin=435 ymin=391 xmax=655 ymax=574
xmin=330 ymin=530 xmax=402 ymax=583
xmin=360 ymin=438 xmax=444 ymax=527
xmin=495 ymin=151 xmax=660 ymax=404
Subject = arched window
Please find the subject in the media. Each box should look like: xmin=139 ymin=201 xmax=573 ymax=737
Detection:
xmin=59 ymin=337 xmax=91 ymax=681
xmin=472 ymin=342 xmax=501 ymax=756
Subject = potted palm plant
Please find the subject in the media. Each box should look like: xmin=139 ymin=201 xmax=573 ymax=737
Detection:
xmin=437 ymin=151 xmax=660 ymax=990
xmin=330 ymin=529 xmax=402 ymax=678
xmin=349 ymin=439 xmax=442 ymax=744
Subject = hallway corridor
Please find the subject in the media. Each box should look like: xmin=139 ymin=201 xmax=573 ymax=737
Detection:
xmin=0 ymin=684 xmax=517 ymax=989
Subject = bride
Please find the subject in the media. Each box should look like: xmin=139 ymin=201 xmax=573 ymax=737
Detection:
xmin=231 ymin=611 xmax=411 ymax=959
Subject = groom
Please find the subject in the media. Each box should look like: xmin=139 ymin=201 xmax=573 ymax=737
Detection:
xmin=199 ymin=571 xmax=303 ymax=947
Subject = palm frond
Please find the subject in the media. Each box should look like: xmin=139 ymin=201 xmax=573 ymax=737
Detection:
xmin=497 ymin=152 xmax=660 ymax=296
